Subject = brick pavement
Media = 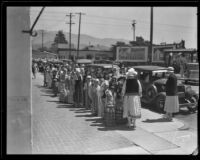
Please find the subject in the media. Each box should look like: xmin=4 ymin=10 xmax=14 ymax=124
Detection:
xmin=32 ymin=73 xmax=141 ymax=154
xmin=32 ymin=73 xmax=196 ymax=155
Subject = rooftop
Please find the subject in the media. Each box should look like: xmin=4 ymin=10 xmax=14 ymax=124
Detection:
xmin=88 ymin=64 xmax=119 ymax=69
xmin=164 ymin=48 xmax=197 ymax=52
xmin=133 ymin=65 xmax=168 ymax=71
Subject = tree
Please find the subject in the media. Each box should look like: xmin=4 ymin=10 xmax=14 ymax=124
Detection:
xmin=54 ymin=30 xmax=68 ymax=44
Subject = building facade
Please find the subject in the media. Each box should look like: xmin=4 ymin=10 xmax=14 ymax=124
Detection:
xmin=57 ymin=49 xmax=113 ymax=60
xmin=116 ymin=37 xmax=188 ymax=66
xmin=7 ymin=7 xmax=32 ymax=154
xmin=32 ymin=50 xmax=58 ymax=59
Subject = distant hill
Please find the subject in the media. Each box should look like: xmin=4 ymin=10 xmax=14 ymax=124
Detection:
xmin=32 ymin=30 xmax=130 ymax=51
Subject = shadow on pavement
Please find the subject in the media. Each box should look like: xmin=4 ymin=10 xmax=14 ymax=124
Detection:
xmin=85 ymin=117 xmax=102 ymax=122
xmin=97 ymin=125 xmax=136 ymax=131
xmin=46 ymin=100 xmax=60 ymax=103
xmin=75 ymin=108 xmax=90 ymax=111
xmin=142 ymin=118 xmax=174 ymax=123
xmin=74 ymin=108 xmax=91 ymax=113
xmin=40 ymin=89 xmax=53 ymax=94
xmin=41 ymin=94 xmax=54 ymax=97
xmin=75 ymin=114 xmax=95 ymax=117
xmin=84 ymin=117 xmax=133 ymax=131
xmin=57 ymin=104 xmax=74 ymax=108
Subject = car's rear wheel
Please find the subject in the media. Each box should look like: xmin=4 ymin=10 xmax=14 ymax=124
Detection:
xmin=155 ymin=94 xmax=166 ymax=113
xmin=146 ymin=85 xmax=157 ymax=101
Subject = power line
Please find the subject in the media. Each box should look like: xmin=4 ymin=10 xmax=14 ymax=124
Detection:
xmin=31 ymin=10 xmax=196 ymax=29
xmin=81 ymin=21 xmax=195 ymax=33
xmin=33 ymin=18 xmax=195 ymax=35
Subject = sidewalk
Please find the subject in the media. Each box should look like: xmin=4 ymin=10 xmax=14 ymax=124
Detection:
xmin=32 ymin=73 xmax=197 ymax=155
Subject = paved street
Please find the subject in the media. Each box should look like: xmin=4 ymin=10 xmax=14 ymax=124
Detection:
xmin=175 ymin=80 xmax=198 ymax=132
xmin=174 ymin=109 xmax=197 ymax=131
xmin=32 ymin=73 xmax=198 ymax=154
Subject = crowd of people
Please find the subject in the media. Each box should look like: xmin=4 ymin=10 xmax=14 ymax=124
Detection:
xmin=32 ymin=60 xmax=145 ymax=128
xmin=32 ymin=59 xmax=179 ymax=128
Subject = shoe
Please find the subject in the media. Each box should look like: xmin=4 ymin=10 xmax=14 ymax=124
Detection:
xmin=132 ymin=124 xmax=136 ymax=129
xmin=126 ymin=123 xmax=131 ymax=128
xmin=162 ymin=114 xmax=169 ymax=119
xmin=167 ymin=117 xmax=173 ymax=121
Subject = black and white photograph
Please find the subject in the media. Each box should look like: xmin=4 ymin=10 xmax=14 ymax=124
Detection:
xmin=6 ymin=6 xmax=198 ymax=155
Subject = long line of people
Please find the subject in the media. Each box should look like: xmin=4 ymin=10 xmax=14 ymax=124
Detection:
xmin=37 ymin=61 xmax=142 ymax=128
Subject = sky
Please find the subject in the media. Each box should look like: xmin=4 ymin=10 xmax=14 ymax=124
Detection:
xmin=30 ymin=7 xmax=197 ymax=49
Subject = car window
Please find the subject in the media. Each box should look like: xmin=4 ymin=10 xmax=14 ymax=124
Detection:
xmin=139 ymin=71 xmax=150 ymax=83
xmin=154 ymin=83 xmax=165 ymax=92
xmin=152 ymin=71 xmax=166 ymax=79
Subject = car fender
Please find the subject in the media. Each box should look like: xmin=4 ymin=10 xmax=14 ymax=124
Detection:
xmin=185 ymin=88 xmax=198 ymax=99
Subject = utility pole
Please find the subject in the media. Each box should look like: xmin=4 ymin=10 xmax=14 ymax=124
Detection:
xmin=149 ymin=7 xmax=153 ymax=64
xmin=41 ymin=30 xmax=44 ymax=51
xmin=75 ymin=12 xmax=85 ymax=60
xmin=132 ymin=20 xmax=136 ymax=41
xmin=66 ymin=13 xmax=75 ymax=60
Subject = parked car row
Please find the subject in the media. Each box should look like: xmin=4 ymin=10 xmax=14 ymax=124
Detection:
xmin=133 ymin=65 xmax=198 ymax=113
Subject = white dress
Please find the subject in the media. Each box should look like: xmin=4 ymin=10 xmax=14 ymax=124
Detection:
xmin=164 ymin=96 xmax=179 ymax=113
xmin=122 ymin=79 xmax=142 ymax=119
xmin=96 ymin=86 xmax=102 ymax=117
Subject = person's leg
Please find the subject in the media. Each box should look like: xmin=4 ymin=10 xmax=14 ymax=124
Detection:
xmin=163 ymin=113 xmax=169 ymax=118
xmin=127 ymin=116 xmax=131 ymax=128
xmin=168 ymin=113 xmax=173 ymax=120
xmin=33 ymin=72 xmax=35 ymax=79
xmin=164 ymin=112 xmax=172 ymax=120
xmin=132 ymin=118 xmax=136 ymax=127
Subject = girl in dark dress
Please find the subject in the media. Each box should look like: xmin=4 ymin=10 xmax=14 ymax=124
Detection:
xmin=163 ymin=73 xmax=179 ymax=121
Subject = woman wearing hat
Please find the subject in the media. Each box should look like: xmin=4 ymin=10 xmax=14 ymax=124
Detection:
xmin=83 ymin=75 xmax=92 ymax=109
xmin=90 ymin=78 xmax=98 ymax=115
xmin=100 ymin=80 xmax=109 ymax=119
xmin=122 ymin=68 xmax=142 ymax=128
xmin=94 ymin=79 xmax=101 ymax=116
xmin=74 ymin=68 xmax=84 ymax=107
xmin=68 ymin=70 xmax=75 ymax=104
xmin=163 ymin=72 xmax=179 ymax=121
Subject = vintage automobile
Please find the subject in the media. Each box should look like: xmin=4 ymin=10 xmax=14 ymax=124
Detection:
xmin=93 ymin=59 xmax=113 ymax=64
xmin=86 ymin=64 xmax=120 ymax=78
xmin=183 ymin=63 xmax=199 ymax=85
xmin=133 ymin=65 xmax=199 ymax=113
xmin=76 ymin=59 xmax=93 ymax=65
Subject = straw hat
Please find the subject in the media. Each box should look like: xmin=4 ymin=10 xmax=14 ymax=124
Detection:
xmin=168 ymin=67 xmax=174 ymax=71
xmin=126 ymin=68 xmax=137 ymax=77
